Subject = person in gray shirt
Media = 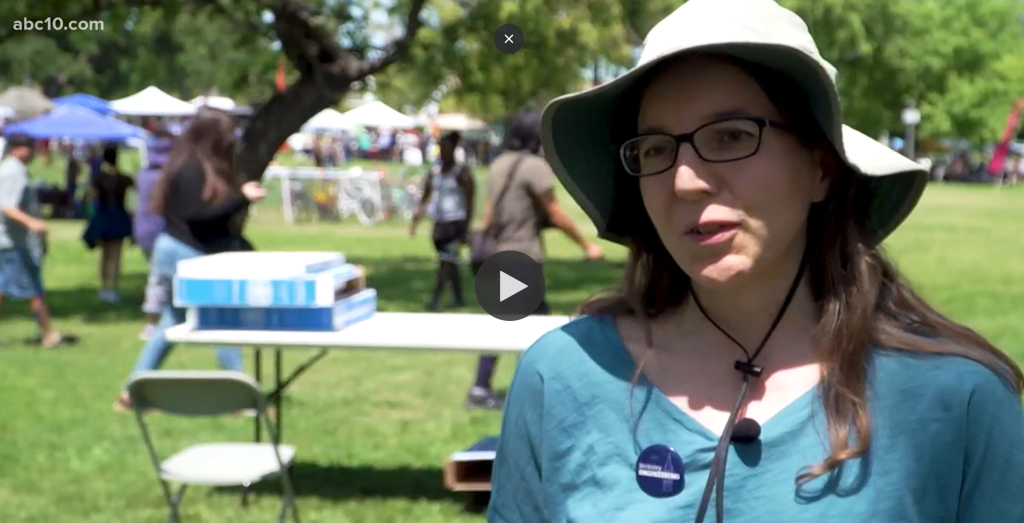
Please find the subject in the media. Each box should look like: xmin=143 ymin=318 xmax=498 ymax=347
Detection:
xmin=0 ymin=133 xmax=73 ymax=348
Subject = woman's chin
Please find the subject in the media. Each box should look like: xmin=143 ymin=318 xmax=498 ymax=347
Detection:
xmin=689 ymin=256 xmax=753 ymax=287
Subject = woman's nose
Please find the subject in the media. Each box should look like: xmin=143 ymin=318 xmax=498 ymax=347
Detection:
xmin=673 ymin=145 xmax=716 ymax=199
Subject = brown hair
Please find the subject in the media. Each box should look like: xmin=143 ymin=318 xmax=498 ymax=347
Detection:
xmin=150 ymin=109 xmax=238 ymax=215
xmin=582 ymin=53 xmax=1024 ymax=484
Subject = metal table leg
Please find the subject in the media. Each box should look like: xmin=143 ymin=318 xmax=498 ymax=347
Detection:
xmin=254 ymin=348 xmax=263 ymax=442
xmin=243 ymin=348 xmax=264 ymax=508
xmin=275 ymin=349 xmax=284 ymax=440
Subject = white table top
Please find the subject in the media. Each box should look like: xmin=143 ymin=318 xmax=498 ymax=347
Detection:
xmin=164 ymin=312 xmax=573 ymax=353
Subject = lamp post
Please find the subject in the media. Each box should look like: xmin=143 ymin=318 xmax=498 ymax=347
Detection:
xmin=900 ymin=99 xmax=921 ymax=160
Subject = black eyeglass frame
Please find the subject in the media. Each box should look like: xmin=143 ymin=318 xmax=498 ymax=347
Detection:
xmin=618 ymin=116 xmax=793 ymax=177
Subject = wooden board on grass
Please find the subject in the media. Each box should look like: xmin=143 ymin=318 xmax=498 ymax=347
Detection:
xmin=444 ymin=436 xmax=499 ymax=492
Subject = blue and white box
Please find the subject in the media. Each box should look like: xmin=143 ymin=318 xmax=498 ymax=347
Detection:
xmin=173 ymin=252 xmax=358 ymax=308
xmin=188 ymin=288 xmax=378 ymax=332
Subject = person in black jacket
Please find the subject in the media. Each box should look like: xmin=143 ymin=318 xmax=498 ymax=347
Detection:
xmin=114 ymin=109 xmax=267 ymax=411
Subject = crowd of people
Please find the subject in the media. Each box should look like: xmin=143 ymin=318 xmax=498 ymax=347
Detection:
xmin=0 ymin=102 xmax=606 ymax=413
xmin=0 ymin=108 xmax=269 ymax=408
xmin=298 ymin=125 xmax=502 ymax=170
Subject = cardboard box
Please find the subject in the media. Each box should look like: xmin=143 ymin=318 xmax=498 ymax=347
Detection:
xmin=174 ymin=263 xmax=363 ymax=308
xmin=189 ymin=288 xmax=378 ymax=332
xmin=443 ymin=436 xmax=499 ymax=492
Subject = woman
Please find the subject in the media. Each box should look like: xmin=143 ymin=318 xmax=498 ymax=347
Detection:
xmin=114 ymin=110 xmax=267 ymax=411
xmin=133 ymin=128 xmax=174 ymax=340
xmin=409 ymin=131 xmax=474 ymax=310
xmin=82 ymin=145 xmax=135 ymax=304
xmin=488 ymin=1 xmax=1024 ymax=522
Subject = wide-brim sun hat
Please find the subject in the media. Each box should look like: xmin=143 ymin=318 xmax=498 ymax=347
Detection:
xmin=540 ymin=0 xmax=928 ymax=247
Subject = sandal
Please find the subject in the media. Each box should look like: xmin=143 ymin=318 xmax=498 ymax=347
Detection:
xmin=113 ymin=393 xmax=133 ymax=413
xmin=40 ymin=332 xmax=79 ymax=349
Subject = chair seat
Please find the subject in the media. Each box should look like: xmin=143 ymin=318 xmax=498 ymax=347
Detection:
xmin=160 ymin=442 xmax=296 ymax=486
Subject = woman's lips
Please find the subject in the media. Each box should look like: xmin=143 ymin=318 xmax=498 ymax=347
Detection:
xmin=685 ymin=223 xmax=739 ymax=245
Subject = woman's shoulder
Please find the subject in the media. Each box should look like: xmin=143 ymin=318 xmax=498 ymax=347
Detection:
xmin=870 ymin=348 xmax=1020 ymax=405
xmin=517 ymin=314 xmax=636 ymax=383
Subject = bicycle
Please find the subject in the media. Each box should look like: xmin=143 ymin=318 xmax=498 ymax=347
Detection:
xmin=337 ymin=173 xmax=384 ymax=226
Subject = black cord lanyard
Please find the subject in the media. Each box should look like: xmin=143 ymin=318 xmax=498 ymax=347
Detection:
xmin=691 ymin=255 xmax=808 ymax=523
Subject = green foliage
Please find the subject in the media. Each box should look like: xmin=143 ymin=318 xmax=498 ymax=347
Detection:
xmin=396 ymin=0 xmax=1024 ymax=144
xmin=780 ymin=0 xmax=1024 ymax=145
xmin=0 ymin=2 xmax=279 ymax=102
xmin=377 ymin=0 xmax=666 ymax=121
xmin=2 ymin=0 xmax=1024 ymax=144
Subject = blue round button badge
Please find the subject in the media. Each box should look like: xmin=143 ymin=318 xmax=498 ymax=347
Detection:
xmin=635 ymin=444 xmax=685 ymax=498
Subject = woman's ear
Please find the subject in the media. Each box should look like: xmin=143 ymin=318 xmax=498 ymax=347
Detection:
xmin=810 ymin=150 xmax=838 ymax=203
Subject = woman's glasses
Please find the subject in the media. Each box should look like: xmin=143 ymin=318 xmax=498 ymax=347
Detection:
xmin=619 ymin=117 xmax=789 ymax=177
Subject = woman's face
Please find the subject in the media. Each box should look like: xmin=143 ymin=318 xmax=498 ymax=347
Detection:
xmin=636 ymin=57 xmax=830 ymax=288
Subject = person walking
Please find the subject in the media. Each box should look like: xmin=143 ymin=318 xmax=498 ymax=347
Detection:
xmin=0 ymin=133 xmax=73 ymax=348
xmin=114 ymin=110 xmax=267 ymax=411
xmin=465 ymin=109 xmax=604 ymax=409
xmin=410 ymin=131 xmax=475 ymax=310
xmin=82 ymin=145 xmax=135 ymax=303
xmin=133 ymin=127 xmax=174 ymax=340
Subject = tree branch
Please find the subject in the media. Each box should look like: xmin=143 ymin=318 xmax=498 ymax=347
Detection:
xmin=206 ymin=0 xmax=264 ymax=33
xmin=358 ymin=0 xmax=428 ymax=77
xmin=270 ymin=0 xmax=351 ymax=84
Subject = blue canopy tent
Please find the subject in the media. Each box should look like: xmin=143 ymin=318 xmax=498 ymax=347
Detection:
xmin=3 ymin=105 xmax=147 ymax=141
xmin=53 ymin=93 xmax=113 ymax=115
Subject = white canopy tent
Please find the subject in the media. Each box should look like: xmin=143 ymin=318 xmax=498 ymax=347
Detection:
xmin=342 ymin=101 xmax=414 ymax=129
xmin=301 ymin=108 xmax=356 ymax=132
xmin=433 ymin=113 xmax=489 ymax=132
xmin=110 ymin=86 xmax=196 ymax=117
xmin=190 ymin=95 xmax=236 ymax=112
xmin=0 ymin=87 xmax=53 ymax=120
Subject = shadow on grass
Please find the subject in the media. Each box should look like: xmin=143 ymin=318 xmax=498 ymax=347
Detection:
xmin=1 ymin=272 xmax=149 ymax=323
xmin=357 ymin=255 xmax=624 ymax=315
xmin=213 ymin=461 xmax=460 ymax=503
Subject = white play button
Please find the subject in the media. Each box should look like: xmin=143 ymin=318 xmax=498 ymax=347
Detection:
xmin=499 ymin=271 xmax=528 ymax=302
xmin=474 ymin=251 xmax=547 ymax=321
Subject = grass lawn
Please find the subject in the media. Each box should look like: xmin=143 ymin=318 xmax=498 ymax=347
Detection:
xmin=0 ymin=155 xmax=1021 ymax=523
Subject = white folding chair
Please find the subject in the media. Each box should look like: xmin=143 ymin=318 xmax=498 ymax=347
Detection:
xmin=128 ymin=371 xmax=300 ymax=523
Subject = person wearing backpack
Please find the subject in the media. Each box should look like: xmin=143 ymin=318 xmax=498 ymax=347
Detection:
xmin=465 ymin=109 xmax=604 ymax=409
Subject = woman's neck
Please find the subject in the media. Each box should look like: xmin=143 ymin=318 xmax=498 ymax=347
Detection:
xmin=679 ymin=257 xmax=818 ymax=352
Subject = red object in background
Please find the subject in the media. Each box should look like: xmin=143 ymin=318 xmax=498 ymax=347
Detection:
xmin=275 ymin=59 xmax=287 ymax=92
xmin=988 ymin=98 xmax=1024 ymax=175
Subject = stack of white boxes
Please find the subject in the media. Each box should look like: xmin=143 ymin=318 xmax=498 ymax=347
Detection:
xmin=173 ymin=252 xmax=378 ymax=332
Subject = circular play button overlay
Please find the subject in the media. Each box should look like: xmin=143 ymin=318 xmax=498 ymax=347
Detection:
xmin=474 ymin=250 xmax=546 ymax=321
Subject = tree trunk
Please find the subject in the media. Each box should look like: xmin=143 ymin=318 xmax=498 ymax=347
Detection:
xmin=235 ymin=74 xmax=342 ymax=182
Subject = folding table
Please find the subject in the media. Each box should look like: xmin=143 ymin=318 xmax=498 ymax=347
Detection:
xmin=164 ymin=312 xmax=572 ymax=441
xmin=165 ymin=312 xmax=571 ymax=505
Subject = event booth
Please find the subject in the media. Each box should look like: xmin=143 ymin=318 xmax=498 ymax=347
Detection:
xmin=54 ymin=93 xmax=113 ymax=115
xmin=110 ymin=86 xmax=196 ymax=117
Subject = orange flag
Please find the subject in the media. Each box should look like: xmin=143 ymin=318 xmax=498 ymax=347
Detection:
xmin=275 ymin=59 xmax=287 ymax=92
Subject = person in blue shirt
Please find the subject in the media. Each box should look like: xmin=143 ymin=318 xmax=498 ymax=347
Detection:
xmin=488 ymin=1 xmax=1024 ymax=522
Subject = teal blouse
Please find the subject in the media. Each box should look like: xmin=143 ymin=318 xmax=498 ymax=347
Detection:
xmin=488 ymin=315 xmax=1024 ymax=523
